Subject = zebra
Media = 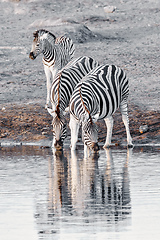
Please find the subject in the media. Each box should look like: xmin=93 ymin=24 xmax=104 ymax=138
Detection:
xmin=29 ymin=29 xmax=75 ymax=108
xmin=47 ymin=56 xmax=99 ymax=149
xmin=69 ymin=64 xmax=133 ymax=152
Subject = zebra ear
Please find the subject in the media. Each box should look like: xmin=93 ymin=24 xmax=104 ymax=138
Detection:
xmin=33 ymin=31 xmax=38 ymax=39
xmin=47 ymin=108 xmax=56 ymax=117
xmin=40 ymin=33 xmax=48 ymax=41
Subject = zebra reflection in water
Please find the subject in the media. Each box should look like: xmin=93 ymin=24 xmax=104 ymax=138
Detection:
xmin=48 ymin=149 xmax=71 ymax=214
xmin=47 ymin=148 xmax=131 ymax=222
xmin=103 ymin=149 xmax=131 ymax=221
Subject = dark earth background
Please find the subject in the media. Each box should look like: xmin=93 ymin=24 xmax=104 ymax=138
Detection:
xmin=0 ymin=0 xmax=159 ymax=146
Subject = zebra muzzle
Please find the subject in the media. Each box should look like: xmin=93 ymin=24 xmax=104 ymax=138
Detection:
xmin=54 ymin=139 xmax=63 ymax=150
xmin=91 ymin=142 xmax=100 ymax=152
xmin=29 ymin=52 xmax=36 ymax=60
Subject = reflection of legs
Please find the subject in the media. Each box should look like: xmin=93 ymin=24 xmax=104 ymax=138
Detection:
xmin=103 ymin=116 xmax=114 ymax=148
xmin=84 ymin=144 xmax=90 ymax=159
xmin=120 ymin=100 xmax=133 ymax=147
xmin=69 ymin=115 xmax=80 ymax=150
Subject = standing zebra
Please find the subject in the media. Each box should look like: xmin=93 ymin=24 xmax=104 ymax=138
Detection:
xmin=29 ymin=29 xmax=75 ymax=108
xmin=69 ymin=65 xmax=133 ymax=152
xmin=47 ymin=56 xmax=99 ymax=149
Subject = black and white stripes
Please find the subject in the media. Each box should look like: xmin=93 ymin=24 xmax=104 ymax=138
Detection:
xmin=29 ymin=29 xmax=133 ymax=151
xmin=69 ymin=65 xmax=133 ymax=151
xmin=47 ymin=56 xmax=99 ymax=148
xmin=29 ymin=29 xmax=75 ymax=108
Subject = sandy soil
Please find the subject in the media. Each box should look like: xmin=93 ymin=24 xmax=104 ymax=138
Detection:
xmin=0 ymin=0 xmax=159 ymax=145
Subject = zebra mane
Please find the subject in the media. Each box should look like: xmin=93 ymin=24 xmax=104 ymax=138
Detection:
xmin=56 ymin=71 xmax=62 ymax=108
xmin=33 ymin=29 xmax=56 ymax=43
xmin=88 ymin=116 xmax=93 ymax=125
xmin=55 ymin=105 xmax=60 ymax=119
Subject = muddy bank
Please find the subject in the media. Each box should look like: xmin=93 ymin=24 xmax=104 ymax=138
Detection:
xmin=0 ymin=103 xmax=159 ymax=146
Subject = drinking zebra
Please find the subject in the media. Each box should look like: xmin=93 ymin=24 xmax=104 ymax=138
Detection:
xmin=29 ymin=29 xmax=75 ymax=108
xmin=69 ymin=64 xmax=133 ymax=152
xmin=47 ymin=56 xmax=99 ymax=149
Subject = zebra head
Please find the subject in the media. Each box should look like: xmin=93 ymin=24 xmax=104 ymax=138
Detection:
xmin=82 ymin=114 xmax=100 ymax=152
xmin=29 ymin=29 xmax=56 ymax=60
xmin=47 ymin=107 xmax=67 ymax=150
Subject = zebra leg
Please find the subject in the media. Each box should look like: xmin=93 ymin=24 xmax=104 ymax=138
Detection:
xmin=103 ymin=116 xmax=114 ymax=148
xmin=69 ymin=115 xmax=80 ymax=151
xmin=120 ymin=100 xmax=133 ymax=148
xmin=51 ymin=136 xmax=56 ymax=148
xmin=44 ymin=65 xmax=52 ymax=109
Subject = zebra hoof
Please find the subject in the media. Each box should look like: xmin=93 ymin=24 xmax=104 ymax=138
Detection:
xmin=127 ymin=143 xmax=134 ymax=148
xmin=45 ymin=104 xmax=49 ymax=109
xmin=103 ymin=144 xmax=111 ymax=149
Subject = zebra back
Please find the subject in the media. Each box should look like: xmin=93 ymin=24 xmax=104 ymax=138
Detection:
xmin=50 ymin=56 xmax=99 ymax=111
xmin=54 ymin=36 xmax=75 ymax=69
xmin=55 ymin=36 xmax=75 ymax=58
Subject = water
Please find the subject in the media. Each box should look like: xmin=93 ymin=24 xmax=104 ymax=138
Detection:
xmin=0 ymin=145 xmax=160 ymax=240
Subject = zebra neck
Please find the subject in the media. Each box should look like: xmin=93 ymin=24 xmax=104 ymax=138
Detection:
xmin=55 ymin=97 xmax=69 ymax=112
xmin=42 ymin=45 xmax=56 ymax=66
xmin=54 ymin=91 xmax=69 ymax=113
xmin=78 ymin=84 xmax=92 ymax=119
xmin=79 ymin=83 xmax=99 ymax=117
